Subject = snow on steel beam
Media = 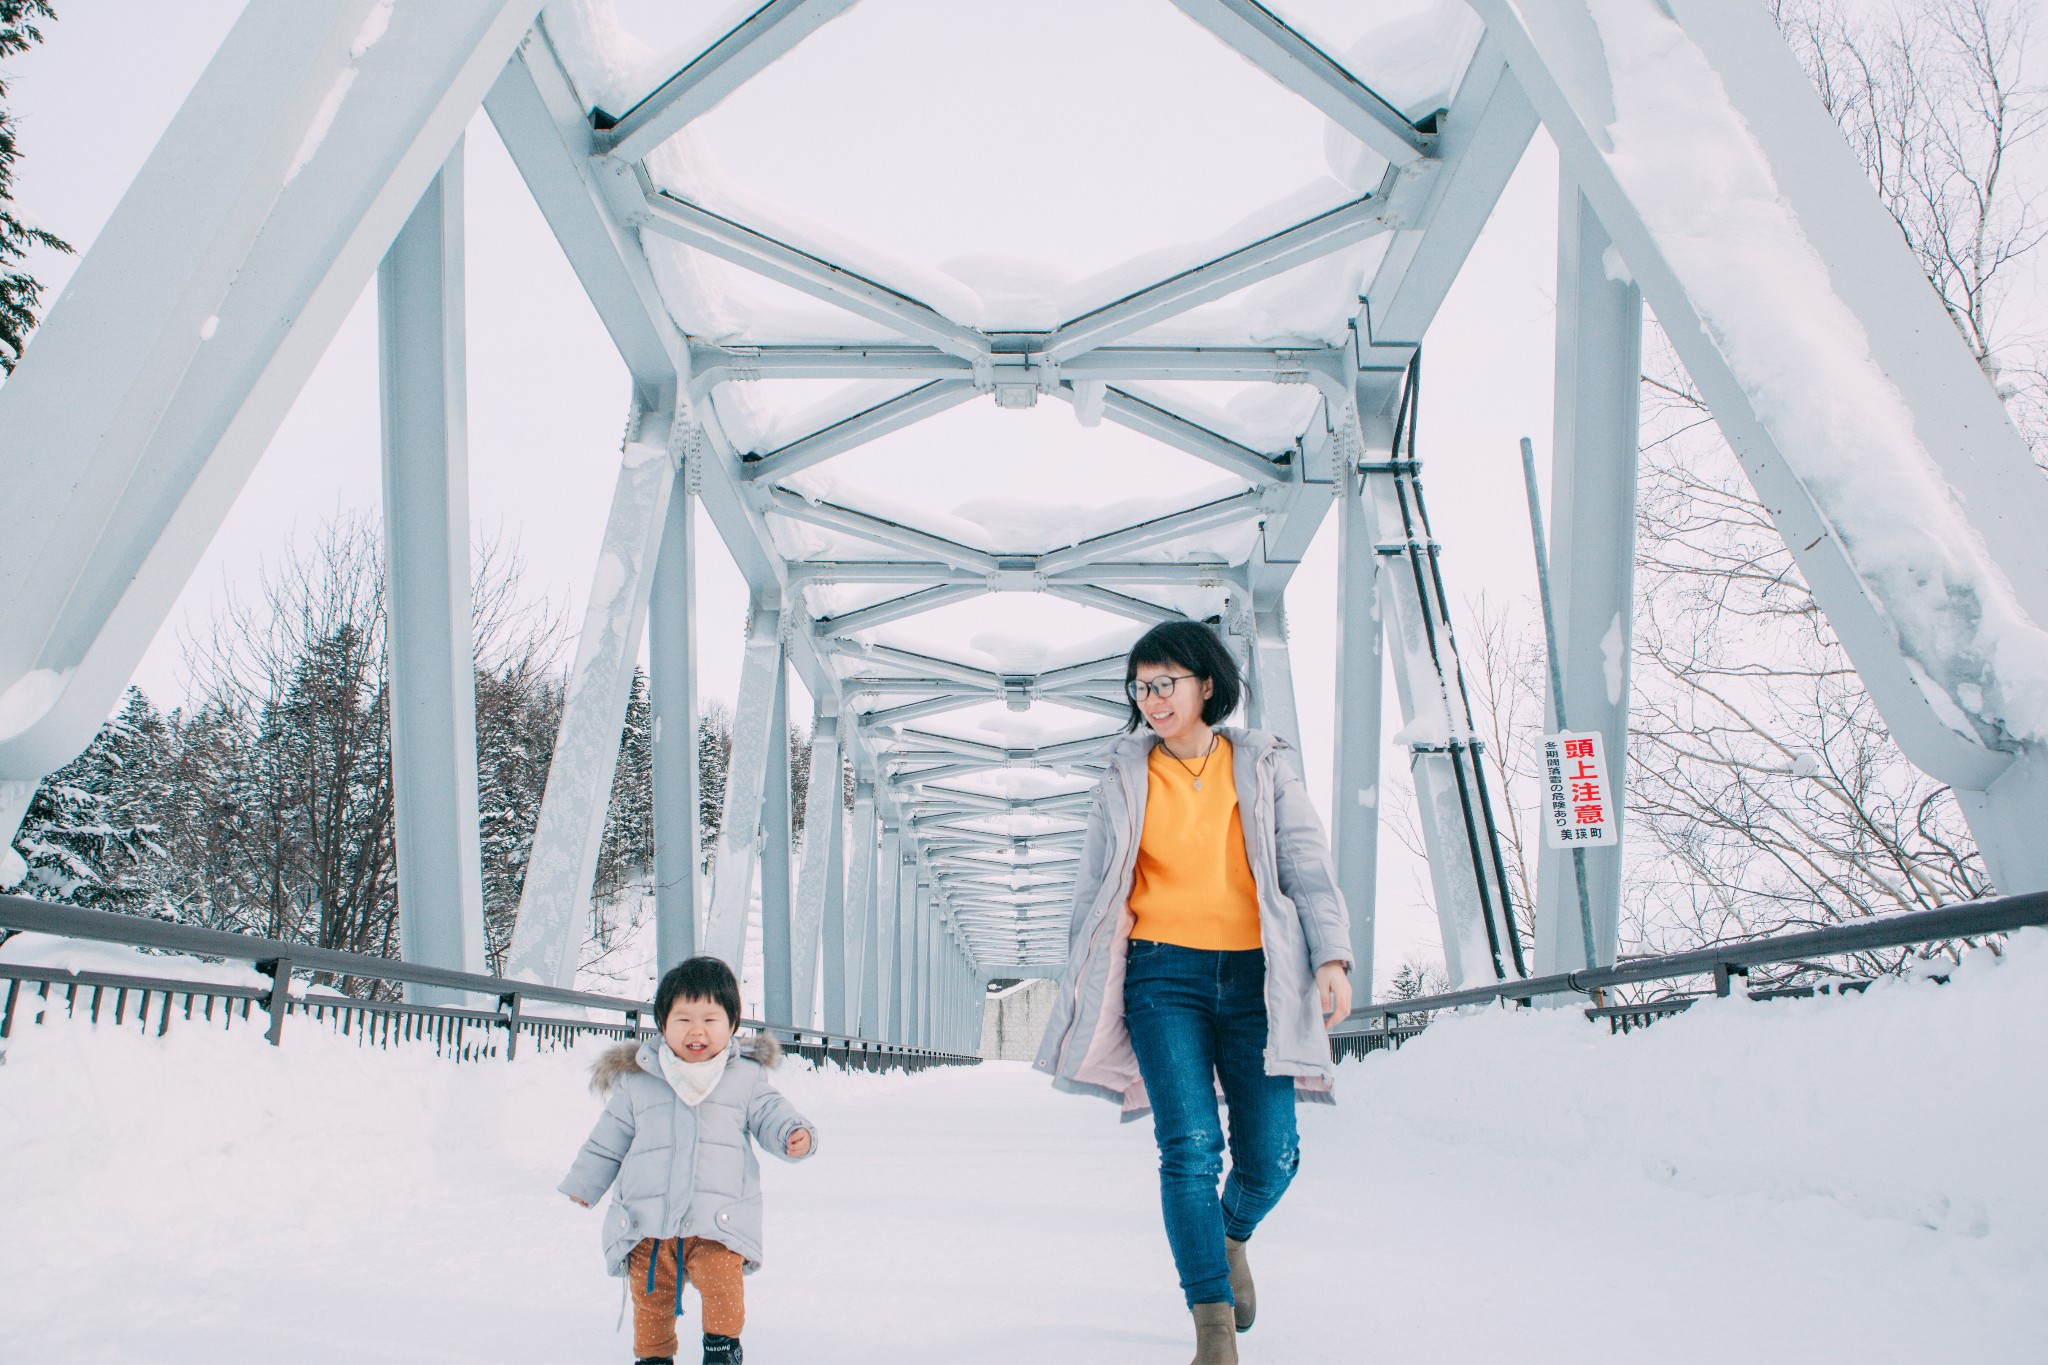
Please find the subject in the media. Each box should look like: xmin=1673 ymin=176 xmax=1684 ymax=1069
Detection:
xmin=764 ymin=488 xmax=1002 ymax=573
xmin=826 ymin=640 xmax=1006 ymax=691
xmin=1034 ymin=654 xmax=1130 ymax=688
xmin=1168 ymin=0 xmax=1435 ymax=165
xmin=1044 ymin=583 xmax=1186 ymax=626
xmin=842 ymin=675 xmax=985 ymax=697
xmin=1085 ymin=387 xmax=1292 ymax=485
xmin=640 ymin=182 xmax=990 ymax=358
xmin=895 ymin=730 xmax=1010 ymax=764
xmin=505 ymin=429 xmax=677 ymax=988
xmin=597 ymin=0 xmax=857 ymax=161
xmin=703 ymin=603 xmax=787 ymax=970
xmin=1038 ymin=490 xmax=1270 ymax=575
xmin=788 ymin=706 xmax=845 ymax=1026
xmin=814 ymin=583 xmax=986 ymax=638
xmin=857 ymin=694 xmax=990 ymax=728
xmin=0 ymin=0 xmax=546 ymax=790
xmin=1044 ymin=183 xmax=1400 ymax=361
xmin=741 ymin=380 xmax=980 ymax=483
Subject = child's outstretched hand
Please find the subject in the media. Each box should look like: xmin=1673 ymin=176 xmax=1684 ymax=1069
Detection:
xmin=785 ymin=1128 xmax=813 ymax=1158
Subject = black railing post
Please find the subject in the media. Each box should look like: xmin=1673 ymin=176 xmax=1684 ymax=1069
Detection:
xmin=499 ymin=991 xmax=522 ymax=1059
xmin=256 ymin=958 xmax=293 ymax=1046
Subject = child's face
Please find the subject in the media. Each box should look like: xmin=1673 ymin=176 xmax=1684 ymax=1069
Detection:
xmin=662 ymin=996 xmax=734 ymax=1063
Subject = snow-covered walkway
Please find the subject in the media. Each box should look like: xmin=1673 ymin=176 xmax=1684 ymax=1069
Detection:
xmin=5 ymin=939 xmax=2047 ymax=1363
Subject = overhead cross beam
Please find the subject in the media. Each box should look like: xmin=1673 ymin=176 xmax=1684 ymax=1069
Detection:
xmin=1168 ymin=0 xmax=1436 ymax=164
xmin=596 ymin=0 xmax=858 ymax=161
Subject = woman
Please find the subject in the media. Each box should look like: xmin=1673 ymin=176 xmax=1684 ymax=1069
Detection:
xmin=1033 ymin=620 xmax=1353 ymax=1365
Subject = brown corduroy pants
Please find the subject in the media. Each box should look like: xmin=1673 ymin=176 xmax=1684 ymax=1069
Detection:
xmin=625 ymin=1235 xmax=745 ymax=1357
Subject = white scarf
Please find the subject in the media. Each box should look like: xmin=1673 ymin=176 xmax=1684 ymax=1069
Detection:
xmin=658 ymin=1044 xmax=729 ymax=1107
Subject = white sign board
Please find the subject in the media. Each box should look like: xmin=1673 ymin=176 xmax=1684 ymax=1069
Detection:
xmin=1541 ymin=730 xmax=1616 ymax=849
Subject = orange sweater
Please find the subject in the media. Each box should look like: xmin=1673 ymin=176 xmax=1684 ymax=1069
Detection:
xmin=1127 ymin=736 xmax=1262 ymax=951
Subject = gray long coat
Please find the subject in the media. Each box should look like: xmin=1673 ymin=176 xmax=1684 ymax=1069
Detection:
xmin=560 ymin=1035 xmax=815 ymax=1275
xmin=1032 ymin=727 xmax=1353 ymax=1119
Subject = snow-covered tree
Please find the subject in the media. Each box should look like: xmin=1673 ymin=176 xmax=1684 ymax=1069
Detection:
xmin=11 ymin=688 xmax=167 ymax=906
xmin=0 ymin=0 xmax=71 ymax=370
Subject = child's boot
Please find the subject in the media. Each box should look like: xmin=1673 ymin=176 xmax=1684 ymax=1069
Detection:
xmin=702 ymin=1333 xmax=742 ymax=1365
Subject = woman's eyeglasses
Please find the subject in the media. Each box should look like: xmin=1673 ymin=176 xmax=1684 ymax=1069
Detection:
xmin=1126 ymin=673 xmax=1197 ymax=702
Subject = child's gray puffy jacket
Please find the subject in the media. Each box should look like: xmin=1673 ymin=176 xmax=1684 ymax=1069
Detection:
xmin=559 ymin=1034 xmax=815 ymax=1275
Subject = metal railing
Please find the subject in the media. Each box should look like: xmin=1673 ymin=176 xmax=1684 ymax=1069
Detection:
xmin=1330 ymin=890 xmax=2048 ymax=1044
xmin=0 ymin=896 xmax=980 ymax=1073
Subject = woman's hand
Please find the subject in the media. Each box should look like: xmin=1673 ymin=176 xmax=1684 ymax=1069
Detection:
xmin=566 ymin=1195 xmax=589 ymax=1208
xmin=1316 ymin=961 xmax=1353 ymax=1029
xmin=786 ymin=1128 xmax=813 ymax=1158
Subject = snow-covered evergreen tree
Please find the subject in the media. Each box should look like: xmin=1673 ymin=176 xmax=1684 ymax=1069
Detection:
xmin=12 ymin=688 xmax=167 ymax=906
xmin=0 ymin=1 xmax=70 ymax=370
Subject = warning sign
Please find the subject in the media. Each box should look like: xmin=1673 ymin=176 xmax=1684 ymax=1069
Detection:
xmin=1542 ymin=730 xmax=1615 ymax=849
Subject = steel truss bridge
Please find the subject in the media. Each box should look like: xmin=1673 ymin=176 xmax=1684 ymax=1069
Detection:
xmin=3 ymin=0 xmax=2047 ymax=1057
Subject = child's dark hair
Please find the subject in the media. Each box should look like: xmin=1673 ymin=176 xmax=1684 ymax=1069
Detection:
xmin=1124 ymin=620 xmax=1244 ymax=732
xmin=655 ymin=956 xmax=742 ymax=1029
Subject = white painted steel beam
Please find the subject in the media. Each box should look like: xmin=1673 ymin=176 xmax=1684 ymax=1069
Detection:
xmin=1473 ymin=0 xmax=2048 ymax=888
xmin=837 ymin=777 xmax=877 ymax=1034
xmin=704 ymin=604 xmax=785 ymax=971
xmin=1089 ymin=388 xmax=1292 ymax=485
xmin=1168 ymin=0 xmax=1434 ymax=165
xmin=1533 ymin=178 xmax=1640 ymax=976
xmin=598 ymin=0 xmax=857 ymax=161
xmin=1045 ymin=187 xmax=1398 ymax=361
xmin=790 ymin=708 xmax=844 ymax=1025
xmin=649 ymin=463 xmax=702 ymax=971
xmin=816 ymin=585 xmax=985 ymax=638
xmin=378 ymin=145 xmax=489 ymax=993
xmin=741 ymin=380 xmax=979 ymax=483
xmin=763 ymin=490 xmax=1002 ymax=574
xmin=759 ymin=658 xmax=794 ymax=1023
xmin=1331 ymin=455 xmax=1384 ymax=993
xmin=640 ymin=184 xmax=989 ymax=359
xmin=505 ymin=424 xmax=677 ymax=988
xmin=0 ymin=0 xmax=546 ymax=787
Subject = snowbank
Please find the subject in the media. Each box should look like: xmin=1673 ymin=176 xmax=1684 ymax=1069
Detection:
xmin=1 ymin=930 xmax=2043 ymax=1361
xmin=1345 ymin=928 xmax=2048 ymax=1242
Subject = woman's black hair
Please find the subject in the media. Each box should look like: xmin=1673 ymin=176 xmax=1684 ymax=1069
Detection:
xmin=655 ymin=956 xmax=742 ymax=1029
xmin=1123 ymin=620 xmax=1244 ymax=732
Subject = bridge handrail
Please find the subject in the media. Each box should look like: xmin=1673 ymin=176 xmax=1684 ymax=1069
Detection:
xmin=1332 ymin=890 xmax=2048 ymax=1032
xmin=0 ymin=893 xmax=971 ymax=1061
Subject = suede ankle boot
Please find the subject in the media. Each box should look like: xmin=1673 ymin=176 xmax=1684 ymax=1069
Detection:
xmin=1224 ymin=1236 xmax=1256 ymax=1332
xmin=702 ymin=1333 xmax=742 ymax=1365
xmin=1190 ymin=1302 xmax=1239 ymax=1365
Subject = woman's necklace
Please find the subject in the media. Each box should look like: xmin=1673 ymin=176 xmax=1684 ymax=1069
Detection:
xmin=1164 ymin=733 xmax=1219 ymax=791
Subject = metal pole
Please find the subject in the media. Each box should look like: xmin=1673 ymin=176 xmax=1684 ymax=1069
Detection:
xmin=1521 ymin=436 xmax=1601 ymax=976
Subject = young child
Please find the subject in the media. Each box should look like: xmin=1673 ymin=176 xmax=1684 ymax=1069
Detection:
xmin=562 ymin=957 xmax=817 ymax=1365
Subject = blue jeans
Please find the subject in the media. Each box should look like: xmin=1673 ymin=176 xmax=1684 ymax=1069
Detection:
xmin=1123 ymin=939 xmax=1300 ymax=1307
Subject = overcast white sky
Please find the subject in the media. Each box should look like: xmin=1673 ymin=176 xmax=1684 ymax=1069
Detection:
xmin=3 ymin=1 xmax=1591 ymax=978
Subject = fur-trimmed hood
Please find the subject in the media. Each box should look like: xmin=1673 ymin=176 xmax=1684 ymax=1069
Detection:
xmin=589 ymin=1031 xmax=783 ymax=1097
